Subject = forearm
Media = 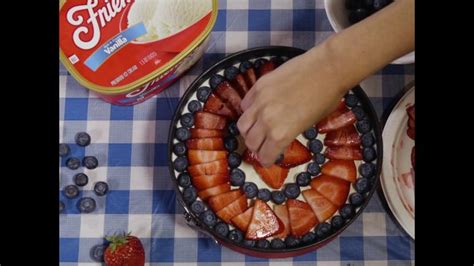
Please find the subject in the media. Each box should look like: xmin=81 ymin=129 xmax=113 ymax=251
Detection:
xmin=308 ymin=0 xmax=414 ymax=93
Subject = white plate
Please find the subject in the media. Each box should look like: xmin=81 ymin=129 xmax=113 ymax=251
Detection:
xmin=381 ymin=84 xmax=415 ymax=239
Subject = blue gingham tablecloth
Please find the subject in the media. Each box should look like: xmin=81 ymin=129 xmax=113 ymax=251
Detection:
xmin=59 ymin=0 xmax=415 ymax=265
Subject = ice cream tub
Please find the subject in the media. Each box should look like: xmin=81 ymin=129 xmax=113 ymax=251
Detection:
xmin=59 ymin=0 xmax=218 ymax=105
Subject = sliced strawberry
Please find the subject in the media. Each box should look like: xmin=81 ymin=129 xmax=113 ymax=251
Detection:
xmin=317 ymin=108 xmax=357 ymax=133
xmin=203 ymin=94 xmax=238 ymax=119
xmin=187 ymin=159 xmax=229 ymax=177
xmin=190 ymin=128 xmax=225 ymax=139
xmin=287 ymin=199 xmax=319 ymax=237
xmin=186 ymin=138 xmax=225 ymax=151
xmin=197 ymin=183 xmax=231 ymax=201
xmin=194 ymin=111 xmax=227 ymax=130
xmin=216 ymin=195 xmax=248 ymax=223
xmin=246 ymin=199 xmax=284 ymax=240
xmin=408 ymin=117 xmax=415 ymax=129
xmin=277 ymin=139 xmax=312 ymax=168
xmin=302 ymin=189 xmax=338 ymax=223
xmin=325 ymin=146 xmax=363 ymax=160
xmin=407 ymin=105 xmax=415 ymax=120
xmin=244 ymin=68 xmax=257 ymax=87
xmin=411 ymin=146 xmax=415 ymax=169
xmin=208 ymin=189 xmax=244 ymax=212
xmin=242 ymin=149 xmax=259 ymax=164
xmin=231 ymin=207 xmax=253 ymax=232
xmin=230 ymin=74 xmax=250 ymax=97
xmin=321 ymin=159 xmax=357 ymax=182
xmin=214 ymin=81 xmax=243 ymax=115
xmin=258 ymin=61 xmax=276 ymax=77
xmin=273 ymin=204 xmax=290 ymax=239
xmin=310 ymin=174 xmax=350 ymax=207
xmin=407 ymin=128 xmax=415 ymax=140
xmin=324 ymin=125 xmax=361 ymax=147
xmin=253 ymin=163 xmax=289 ymax=189
xmin=191 ymin=174 xmax=229 ymax=190
xmin=188 ymin=150 xmax=228 ymax=165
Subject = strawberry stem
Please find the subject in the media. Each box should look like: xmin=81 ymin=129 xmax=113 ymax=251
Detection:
xmin=105 ymin=231 xmax=131 ymax=253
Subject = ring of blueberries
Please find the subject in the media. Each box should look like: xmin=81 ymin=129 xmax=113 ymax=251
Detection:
xmin=172 ymin=56 xmax=379 ymax=250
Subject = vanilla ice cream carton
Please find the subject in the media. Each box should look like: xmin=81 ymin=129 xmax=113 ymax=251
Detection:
xmin=60 ymin=0 xmax=217 ymax=105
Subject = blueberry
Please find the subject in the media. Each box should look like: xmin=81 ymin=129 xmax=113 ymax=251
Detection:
xmin=270 ymin=238 xmax=286 ymax=249
xmin=314 ymin=153 xmax=326 ymax=164
xmin=175 ymin=127 xmax=191 ymax=142
xmin=363 ymin=147 xmax=376 ymax=162
xmin=361 ymin=133 xmax=375 ymax=147
xmin=349 ymin=192 xmax=365 ymax=207
xmin=340 ymin=204 xmax=355 ymax=220
xmin=349 ymin=8 xmax=370 ymax=24
xmin=228 ymin=229 xmax=243 ymax=243
xmin=357 ymin=119 xmax=372 ymax=134
xmin=243 ymin=239 xmax=256 ymax=247
xmin=224 ymin=66 xmax=240 ymax=80
xmin=296 ymin=172 xmax=312 ymax=187
xmin=345 ymin=0 xmax=362 ymax=10
xmin=199 ymin=210 xmax=217 ymax=227
xmin=93 ymin=181 xmax=109 ymax=196
xmin=275 ymin=154 xmax=284 ymax=164
xmin=230 ymin=168 xmax=245 ymax=186
xmin=59 ymin=201 xmax=65 ymax=213
xmin=271 ymin=191 xmax=286 ymax=204
xmin=254 ymin=58 xmax=268 ymax=69
xmin=77 ymin=197 xmax=96 ymax=213
xmin=363 ymin=0 xmax=375 ymax=9
xmin=351 ymin=106 xmax=367 ymax=121
xmin=345 ymin=94 xmax=359 ymax=107
xmin=73 ymin=173 xmax=88 ymax=187
xmin=303 ymin=127 xmax=317 ymax=140
xmin=243 ymin=182 xmax=258 ymax=198
xmin=359 ymin=163 xmax=376 ymax=178
xmin=307 ymin=162 xmax=320 ymax=176
xmin=177 ymin=172 xmax=192 ymax=188
xmin=187 ymin=100 xmax=202 ymax=113
xmin=224 ymin=136 xmax=238 ymax=152
xmin=174 ymin=156 xmax=189 ymax=172
xmin=270 ymin=56 xmax=284 ymax=66
xmin=285 ymin=236 xmax=300 ymax=247
xmin=209 ymin=74 xmax=225 ymax=89
xmin=227 ymin=152 xmax=242 ymax=169
xmin=83 ymin=156 xmax=98 ymax=169
xmin=180 ymin=113 xmax=194 ymax=128
xmin=239 ymin=61 xmax=253 ymax=72
xmin=183 ymin=186 xmax=197 ymax=204
xmin=190 ymin=200 xmax=205 ymax=214
xmin=173 ymin=142 xmax=187 ymax=156
xmin=331 ymin=215 xmax=345 ymax=230
xmin=257 ymin=188 xmax=271 ymax=202
xmin=75 ymin=132 xmax=91 ymax=146
xmin=256 ymin=239 xmax=270 ymax=249
xmin=284 ymin=183 xmax=300 ymax=199
xmin=228 ymin=121 xmax=240 ymax=136
xmin=308 ymin=139 xmax=323 ymax=153
xmin=355 ymin=177 xmax=370 ymax=194
xmin=66 ymin=157 xmax=81 ymax=170
xmin=302 ymin=232 xmax=316 ymax=244
xmin=214 ymin=222 xmax=230 ymax=238
xmin=196 ymin=86 xmax=212 ymax=102
xmin=63 ymin=185 xmax=79 ymax=199
xmin=59 ymin=143 xmax=70 ymax=157
xmin=373 ymin=0 xmax=392 ymax=11
xmin=316 ymin=223 xmax=332 ymax=239
xmin=90 ymin=244 xmax=106 ymax=262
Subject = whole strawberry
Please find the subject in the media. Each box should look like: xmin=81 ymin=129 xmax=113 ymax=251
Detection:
xmin=104 ymin=232 xmax=145 ymax=266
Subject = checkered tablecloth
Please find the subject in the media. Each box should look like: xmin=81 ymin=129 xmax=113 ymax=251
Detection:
xmin=60 ymin=0 xmax=415 ymax=265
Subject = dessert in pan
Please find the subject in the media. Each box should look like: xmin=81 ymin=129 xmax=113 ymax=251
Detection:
xmin=168 ymin=47 xmax=382 ymax=257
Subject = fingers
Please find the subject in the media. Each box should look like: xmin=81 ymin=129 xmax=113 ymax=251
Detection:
xmin=244 ymin=119 xmax=266 ymax=154
xmin=257 ymin=138 xmax=282 ymax=168
xmin=237 ymin=105 xmax=257 ymax=139
xmin=240 ymin=86 xmax=257 ymax=111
